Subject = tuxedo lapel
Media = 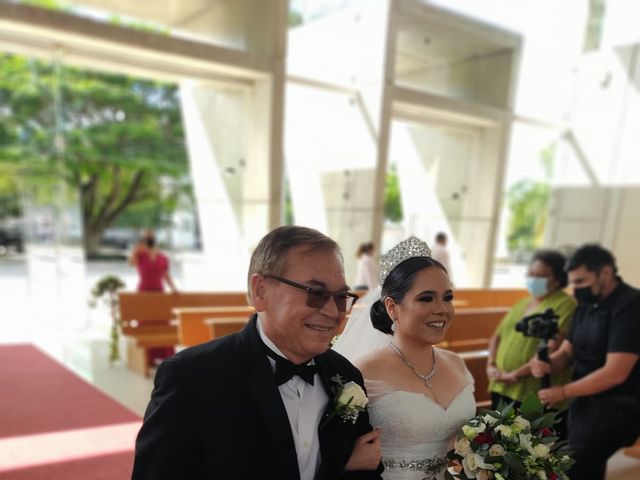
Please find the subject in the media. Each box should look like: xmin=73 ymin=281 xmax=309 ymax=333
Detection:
xmin=315 ymin=353 xmax=345 ymax=479
xmin=316 ymin=353 xmax=338 ymax=421
xmin=242 ymin=317 xmax=300 ymax=480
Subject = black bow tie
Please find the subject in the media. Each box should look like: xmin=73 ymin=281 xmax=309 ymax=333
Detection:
xmin=264 ymin=347 xmax=318 ymax=386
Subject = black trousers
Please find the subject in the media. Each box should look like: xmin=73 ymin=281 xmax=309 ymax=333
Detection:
xmin=568 ymin=396 xmax=640 ymax=480
xmin=490 ymin=392 xmax=521 ymax=410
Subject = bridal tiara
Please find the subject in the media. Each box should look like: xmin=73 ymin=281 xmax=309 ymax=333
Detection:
xmin=378 ymin=236 xmax=432 ymax=287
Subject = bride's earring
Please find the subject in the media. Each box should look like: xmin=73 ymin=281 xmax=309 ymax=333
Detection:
xmin=391 ymin=318 xmax=397 ymax=333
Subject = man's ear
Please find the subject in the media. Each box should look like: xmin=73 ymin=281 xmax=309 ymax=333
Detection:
xmin=602 ymin=265 xmax=615 ymax=282
xmin=250 ymin=273 xmax=268 ymax=312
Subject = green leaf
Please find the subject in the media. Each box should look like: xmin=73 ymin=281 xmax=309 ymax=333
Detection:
xmin=520 ymin=393 xmax=543 ymax=417
xmin=503 ymin=452 xmax=526 ymax=477
xmin=531 ymin=411 xmax=557 ymax=430
xmin=500 ymin=401 xmax=515 ymax=420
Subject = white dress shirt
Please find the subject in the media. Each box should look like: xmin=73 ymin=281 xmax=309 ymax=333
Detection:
xmin=257 ymin=316 xmax=329 ymax=480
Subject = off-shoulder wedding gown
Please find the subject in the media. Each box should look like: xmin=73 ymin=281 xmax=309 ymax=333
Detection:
xmin=366 ymin=371 xmax=476 ymax=480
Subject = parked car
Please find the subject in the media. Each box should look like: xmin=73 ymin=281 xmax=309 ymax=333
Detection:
xmin=100 ymin=228 xmax=138 ymax=250
xmin=0 ymin=226 xmax=24 ymax=253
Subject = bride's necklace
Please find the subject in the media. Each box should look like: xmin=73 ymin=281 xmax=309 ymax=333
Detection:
xmin=389 ymin=342 xmax=438 ymax=389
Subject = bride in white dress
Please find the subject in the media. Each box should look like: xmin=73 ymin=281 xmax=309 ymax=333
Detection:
xmin=334 ymin=237 xmax=476 ymax=480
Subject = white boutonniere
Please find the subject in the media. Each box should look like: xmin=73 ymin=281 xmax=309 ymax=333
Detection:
xmin=320 ymin=374 xmax=368 ymax=428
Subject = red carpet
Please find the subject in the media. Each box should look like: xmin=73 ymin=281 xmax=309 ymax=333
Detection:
xmin=0 ymin=344 xmax=141 ymax=479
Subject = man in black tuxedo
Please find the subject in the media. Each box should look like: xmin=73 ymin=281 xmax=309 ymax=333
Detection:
xmin=132 ymin=225 xmax=383 ymax=479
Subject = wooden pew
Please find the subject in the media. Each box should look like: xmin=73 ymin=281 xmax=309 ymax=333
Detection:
xmin=205 ymin=318 xmax=251 ymax=341
xmin=118 ymin=291 xmax=249 ymax=376
xmin=175 ymin=306 xmax=255 ymax=347
xmin=458 ymin=349 xmax=491 ymax=406
xmin=178 ymin=290 xmax=370 ymax=347
xmin=438 ymin=306 xmax=509 ymax=406
xmin=454 ymin=288 xmax=528 ymax=309
xmin=439 ymin=307 xmax=509 ymax=352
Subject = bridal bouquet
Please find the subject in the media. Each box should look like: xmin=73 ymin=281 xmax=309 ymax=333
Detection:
xmin=445 ymin=395 xmax=573 ymax=480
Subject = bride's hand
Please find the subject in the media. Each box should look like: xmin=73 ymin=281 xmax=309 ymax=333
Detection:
xmin=345 ymin=427 xmax=382 ymax=471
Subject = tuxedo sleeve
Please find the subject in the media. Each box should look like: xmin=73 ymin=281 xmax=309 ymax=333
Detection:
xmin=341 ymin=373 xmax=384 ymax=480
xmin=132 ymin=355 xmax=202 ymax=479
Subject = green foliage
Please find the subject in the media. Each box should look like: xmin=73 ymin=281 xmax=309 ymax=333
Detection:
xmin=505 ymin=145 xmax=555 ymax=254
xmin=0 ymin=169 xmax=21 ymax=218
xmin=506 ymin=180 xmax=550 ymax=252
xmin=0 ymin=53 xmax=191 ymax=253
xmin=288 ymin=10 xmax=304 ymax=27
xmin=384 ymin=164 xmax=403 ymax=223
xmin=90 ymin=275 xmax=126 ymax=364
xmin=16 ymin=0 xmax=68 ymax=9
xmin=283 ymin=175 xmax=295 ymax=225
xmin=91 ymin=275 xmax=126 ymax=298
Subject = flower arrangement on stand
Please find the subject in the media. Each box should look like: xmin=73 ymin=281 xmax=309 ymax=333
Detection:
xmin=89 ymin=275 xmax=126 ymax=364
xmin=445 ymin=394 xmax=574 ymax=480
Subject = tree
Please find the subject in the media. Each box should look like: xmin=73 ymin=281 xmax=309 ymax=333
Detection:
xmin=0 ymin=53 xmax=191 ymax=254
xmin=384 ymin=164 xmax=403 ymax=223
xmin=505 ymin=145 xmax=555 ymax=253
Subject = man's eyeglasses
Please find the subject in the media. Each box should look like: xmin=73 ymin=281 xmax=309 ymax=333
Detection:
xmin=263 ymin=274 xmax=358 ymax=313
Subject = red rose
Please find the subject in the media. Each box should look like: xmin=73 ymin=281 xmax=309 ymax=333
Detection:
xmin=549 ymin=472 xmax=558 ymax=480
xmin=540 ymin=427 xmax=555 ymax=437
xmin=474 ymin=431 xmax=494 ymax=445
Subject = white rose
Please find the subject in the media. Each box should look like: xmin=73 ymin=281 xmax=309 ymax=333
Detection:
xmin=338 ymin=381 xmax=368 ymax=408
xmin=532 ymin=443 xmax=550 ymax=459
xmin=462 ymin=454 xmax=481 ymax=477
xmin=488 ymin=444 xmax=506 ymax=457
xmin=482 ymin=414 xmax=499 ymax=426
xmin=537 ymin=470 xmax=547 ymax=479
xmin=462 ymin=425 xmax=480 ymax=440
xmin=513 ymin=416 xmax=531 ymax=431
xmin=519 ymin=433 xmax=533 ymax=452
xmin=495 ymin=425 xmax=513 ymax=438
xmin=475 ymin=455 xmax=495 ymax=471
xmin=455 ymin=437 xmax=473 ymax=456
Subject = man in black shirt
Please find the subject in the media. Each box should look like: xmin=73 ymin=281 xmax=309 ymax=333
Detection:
xmin=531 ymin=244 xmax=640 ymax=480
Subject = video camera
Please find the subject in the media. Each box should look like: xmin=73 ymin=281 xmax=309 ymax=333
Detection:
xmin=514 ymin=308 xmax=559 ymax=341
xmin=514 ymin=308 xmax=559 ymax=389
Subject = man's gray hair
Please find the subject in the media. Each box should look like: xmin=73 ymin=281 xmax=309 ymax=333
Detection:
xmin=247 ymin=225 xmax=342 ymax=302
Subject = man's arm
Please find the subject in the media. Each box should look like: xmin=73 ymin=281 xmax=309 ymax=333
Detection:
xmin=539 ymin=352 xmax=638 ymax=406
xmin=530 ymin=338 xmax=574 ymax=377
xmin=340 ymin=364 xmax=383 ymax=480
xmin=500 ymin=334 xmax=567 ymax=383
xmin=132 ymin=358 xmax=199 ymax=479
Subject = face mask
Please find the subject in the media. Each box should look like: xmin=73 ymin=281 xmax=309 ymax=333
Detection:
xmin=573 ymin=286 xmax=599 ymax=304
xmin=526 ymin=276 xmax=549 ymax=298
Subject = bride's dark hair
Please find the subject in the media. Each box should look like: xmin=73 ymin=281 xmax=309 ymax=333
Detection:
xmin=370 ymin=257 xmax=447 ymax=334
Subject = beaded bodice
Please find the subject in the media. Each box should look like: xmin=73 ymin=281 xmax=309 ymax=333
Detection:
xmin=366 ymin=377 xmax=476 ymax=480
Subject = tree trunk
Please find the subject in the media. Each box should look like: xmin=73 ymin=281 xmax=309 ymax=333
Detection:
xmin=83 ymin=227 xmax=103 ymax=257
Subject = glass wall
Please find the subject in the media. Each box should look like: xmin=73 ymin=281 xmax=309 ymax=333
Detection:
xmin=284 ymin=82 xmax=377 ymax=281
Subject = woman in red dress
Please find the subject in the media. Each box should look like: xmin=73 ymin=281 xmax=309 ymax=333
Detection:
xmin=129 ymin=229 xmax=178 ymax=364
xmin=129 ymin=229 xmax=178 ymax=293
